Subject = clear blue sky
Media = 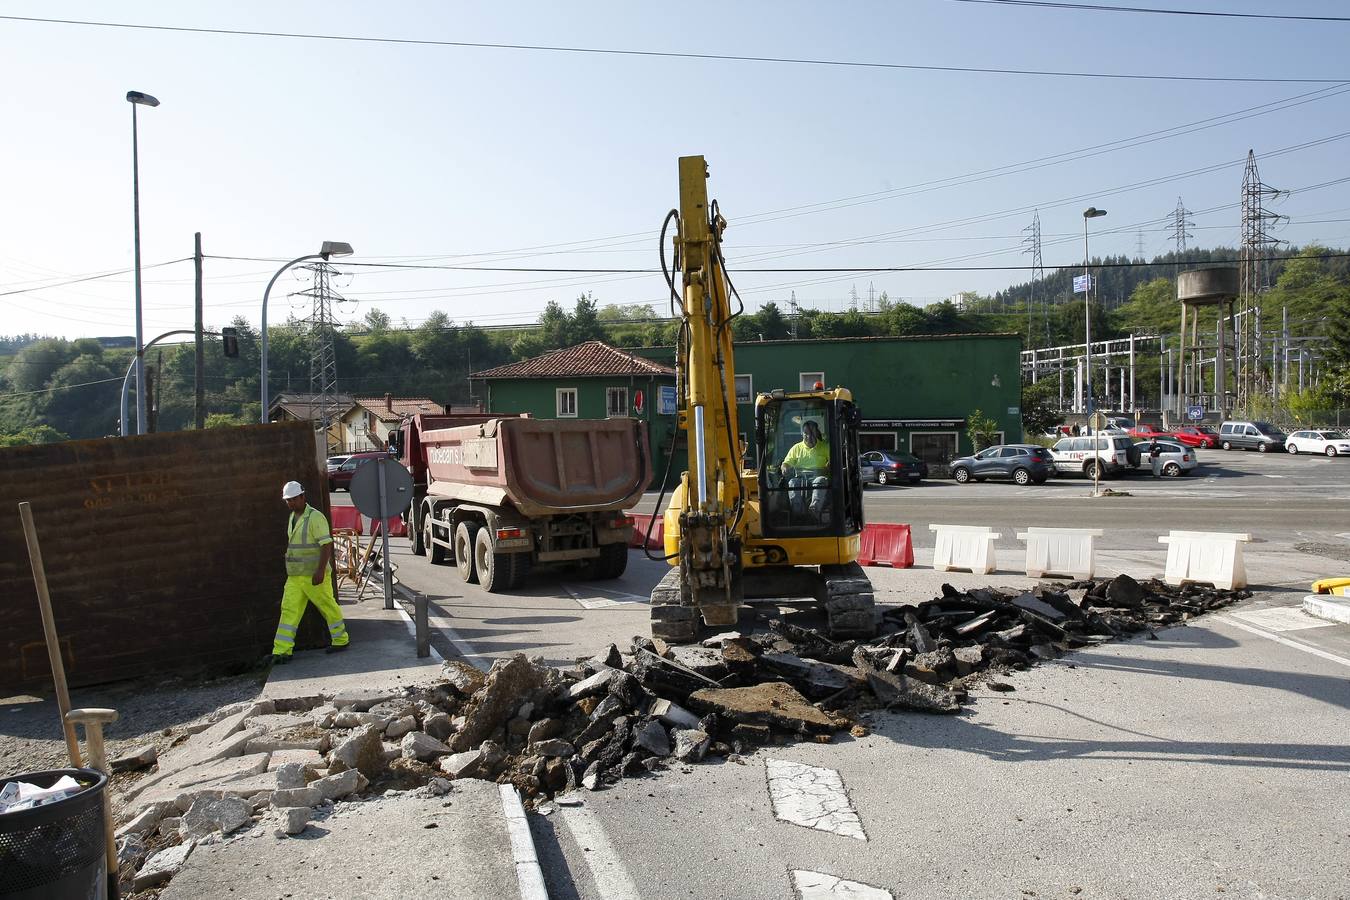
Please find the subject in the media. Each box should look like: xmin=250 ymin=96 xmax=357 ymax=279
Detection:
xmin=2 ymin=1 xmax=1348 ymax=340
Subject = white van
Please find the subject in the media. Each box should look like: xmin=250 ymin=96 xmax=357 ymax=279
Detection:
xmin=1050 ymin=432 xmax=1132 ymax=478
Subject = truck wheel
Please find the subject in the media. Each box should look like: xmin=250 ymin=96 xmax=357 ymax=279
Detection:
xmin=587 ymin=543 xmax=628 ymax=580
xmin=410 ymin=509 xmax=427 ymax=557
xmin=507 ymin=553 xmax=533 ymax=590
xmin=426 ymin=511 xmax=447 ymax=565
xmin=474 ymin=528 xmax=514 ymax=593
xmin=455 ymin=521 xmax=479 ymax=583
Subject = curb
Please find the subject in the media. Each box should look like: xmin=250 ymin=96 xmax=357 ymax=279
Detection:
xmin=1303 ymin=594 xmax=1350 ymax=625
xmin=499 ymin=784 xmax=549 ymax=900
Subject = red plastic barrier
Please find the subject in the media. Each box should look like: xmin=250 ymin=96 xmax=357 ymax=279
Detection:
xmin=629 ymin=513 xmax=665 ymax=550
xmin=370 ymin=516 xmax=407 ymax=538
xmin=330 ymin=506 xmax=362 ymax=534
xmin=858 ymin=523 xmax=914 ymax=568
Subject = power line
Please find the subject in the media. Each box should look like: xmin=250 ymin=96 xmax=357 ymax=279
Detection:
xmin=0 ymin=375 xmax=123 ymax=399
xmin=947 ymin=1 xmax=1350 ymax=23
xmin=1 ymin=14 xmax=1347 ymax=84
xmin=0 ymin=258 xmax=190 ymax=298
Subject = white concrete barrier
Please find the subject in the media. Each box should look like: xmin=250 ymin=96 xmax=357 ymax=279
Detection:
xmin=1017 ymin=527 xmax=1104 ymax=580
xmin=1303 ymin=594 xmax=1350 ymax=625
xmin=1158 ymin=530 xmax=1252 ymax=590
xmin=929 ymin=524 xmax=1001 ymax=575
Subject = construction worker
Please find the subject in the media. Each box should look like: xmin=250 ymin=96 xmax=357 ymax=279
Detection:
xmin=273 ymin=481 xmax=349 ymax=665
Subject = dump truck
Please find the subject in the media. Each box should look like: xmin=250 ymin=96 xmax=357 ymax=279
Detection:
xmin=392 ymin=411 xmax=508 ymax=556
xmin=417 ymin=416 xmax=651 ymax=591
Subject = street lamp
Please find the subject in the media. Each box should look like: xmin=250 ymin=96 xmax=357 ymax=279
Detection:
xmin=127 ymin=90 xmax=159 ymax=434
xmin=1082 ymin=207 xmax=1107 ymax=414
xmin=259 ymin=241 xmax=354 ymax=423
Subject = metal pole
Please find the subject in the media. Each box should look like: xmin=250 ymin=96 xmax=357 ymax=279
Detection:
xmin=1128 ymin=333 xmax=1136 ymax=416
xmin=120 ymin=329 xmax=200 ymax=437
xmin=260 ymin=253 xmax=323 ymax=423
xmin=194 ymin=232 xmax=205 ymax=429
xmin=131 ymin=103 xmax=147 ymax=434
xmin=377 ymin=459 xmax=394 ymax=611
xmin=1083 ymin=216 xmax=1092 ymax=413
xmin=415 ymin=594 xmax=430 ymax=658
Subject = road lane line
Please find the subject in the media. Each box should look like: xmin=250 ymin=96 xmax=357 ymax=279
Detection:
xmin=499 ymin=785 xmax=549 ymax=900
xmin=765 ymin=758 xmax=866 ymax=841
xmin=557 ymin=803 xmax=642 ymax=899
xmin=1218 ymin=616 xmax=1350 ymax=669
xmin=561 ymin=583 xmax=649 ymax=610
xmin=792 ymin=870 xmax=894 ymax=899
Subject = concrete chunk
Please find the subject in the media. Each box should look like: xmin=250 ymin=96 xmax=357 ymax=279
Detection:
xmin=134 ymin=840 xmax=195 ymax=892
xmin=280 ymin=806 xmax=311 ymax=835
xmin=441 ymin=660 xmax=487 ymax=696
xmin=111 ymin=745 xmax=158 ymax=773
xmin=688 ymin=683 xmax=839 ymax=735
xmin=311 ymin=768 xmax=368 ymax=801
xmin=115 ymin=800 xmax=175 ymax=839
xmin=270 ymin=787 xmax=322 ymax=808
xmin=331 ymin=688 xmax=401 ymax=712
xmin=179 ymin=795 xmax=252 ymax=841
xmin=566 ymin=668 xmax=617 ymax=701
xmin=328 ymin=724 xmax=386 ymax=780
xmin=449 ymin=655 xmax=547 ymax=753
xmin=401 ymin=731 xmax=452 ymax=762
xmin=631 ymin=719 xmax=672 ymax=757
xmin=529 ymin=739 xmax=576 ymax=758
xmin=672 ymin=728 xmax=711 ymax=762
xmin=385 ymin=715 xmax=417 ymax=740
xmin=647 ymin=698 xmax=701 ymax=730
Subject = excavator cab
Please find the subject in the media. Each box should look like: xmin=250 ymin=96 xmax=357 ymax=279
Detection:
xmin=755 ymin=389 xmax=864 ymax=539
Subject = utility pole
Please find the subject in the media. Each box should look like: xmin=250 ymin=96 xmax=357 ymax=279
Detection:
xmin=193 ymin=232 xmax=205 ymax=429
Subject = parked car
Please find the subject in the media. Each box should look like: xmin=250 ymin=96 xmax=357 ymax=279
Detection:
xmin=1105 ymin=416 xmax=1136 ymax=432
xmin=328 ymin=450 xmax=392 ymax=491
xmin=862 ymin=449 xmax=929 ymax=485
xmin=1285 ymin=430 xmax=1350 ymax=457
xmin=1218 ymin=420 xmax=1287 ymax=452
xmin=1050 ymin=433 xmax=1132 ymax=479
xmin=326 ymin=455 xmax=351 ymax=475
xmin=1133 ymin=440 xmax=1197 ymax=477
xmin=1169 ymin=426 xmax=1219 ymax=449
xmin=857 ymin=455 xmax=879 ymax=486
xmin=949 ymin=444 xmax=1055 ymax=485
xmin=1128 ymin=424 xmax=1175 ymax=442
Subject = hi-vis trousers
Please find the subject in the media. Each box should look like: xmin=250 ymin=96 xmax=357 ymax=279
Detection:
xmin=272 ymin=572 xmax=349 ymax=656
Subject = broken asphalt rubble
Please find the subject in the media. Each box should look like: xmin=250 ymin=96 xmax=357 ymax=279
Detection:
xmin=109 ymin=573 xmax=1245 ymax=896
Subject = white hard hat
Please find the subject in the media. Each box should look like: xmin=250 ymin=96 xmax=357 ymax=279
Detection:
xmin=282 ymin=481 xmax=305 ymax=500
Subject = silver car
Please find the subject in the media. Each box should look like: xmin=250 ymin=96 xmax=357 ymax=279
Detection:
xmin=857 ymin=455 xmax=879 ymax=486
xmin=1134 ymin=440 xmax=1198 ymax=477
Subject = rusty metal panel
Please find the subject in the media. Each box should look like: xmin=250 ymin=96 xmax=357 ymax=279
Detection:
xmin=0 ymin=422 xmax=330 ymax=692
xmin=423 ymin=417 xmax=651 ymax=517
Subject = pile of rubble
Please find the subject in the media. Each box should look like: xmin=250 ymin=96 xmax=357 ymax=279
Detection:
xmin=110 ymin=573 xmax=1245 ymax=895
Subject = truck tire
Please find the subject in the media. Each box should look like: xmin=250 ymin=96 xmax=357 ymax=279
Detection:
xmin=586 ymin=543 xmax=628 ymax=580
xmin=410 ymin=508 xmax=427 ymax=557
xmin=455 ymin=521 xmax=479 ymax=583
xmin=507 ymin=553 xmax=533 ymax=590
xmin=475 ymin=528 xmax=515 ymax=593
xmin=426 ymin=510 xmax=447 ymax=565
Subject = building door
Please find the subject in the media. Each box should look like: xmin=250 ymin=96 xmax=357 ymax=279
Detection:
xmin=911 ymin=432 xmax=957 ymax=467
xmin=858 ymin=432 xmax=896 ymax=453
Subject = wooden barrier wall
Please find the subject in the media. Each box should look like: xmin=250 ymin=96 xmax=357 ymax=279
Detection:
xmin=0 ymin=422 xmax=331 ymax=692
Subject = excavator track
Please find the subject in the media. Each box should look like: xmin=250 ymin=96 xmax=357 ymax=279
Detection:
xmin=818 ymin=562 xmax=878 ymax=639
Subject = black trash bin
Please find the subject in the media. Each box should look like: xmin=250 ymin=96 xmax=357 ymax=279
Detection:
xmin=0 ymin=768 xmax=109 ymax=900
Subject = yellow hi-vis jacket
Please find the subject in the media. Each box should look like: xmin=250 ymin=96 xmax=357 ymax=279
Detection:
xmin=285 ymin=505 xmax=333 ymax=576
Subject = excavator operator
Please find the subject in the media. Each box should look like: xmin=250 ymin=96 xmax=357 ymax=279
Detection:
xmin=780 ymin=419 xmax=830 ymax=519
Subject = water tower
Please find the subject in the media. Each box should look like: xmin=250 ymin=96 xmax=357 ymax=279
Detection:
xmin=1176 ymin=267 xmax=1239 ymax=416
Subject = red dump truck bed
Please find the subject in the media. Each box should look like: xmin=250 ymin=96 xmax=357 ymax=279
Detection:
xmin=422 ymin=417 xmax=651 ymax=517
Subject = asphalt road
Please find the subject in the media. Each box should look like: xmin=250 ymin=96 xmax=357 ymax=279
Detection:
xmin=334 ymin=447 xmax=1350 ymax=900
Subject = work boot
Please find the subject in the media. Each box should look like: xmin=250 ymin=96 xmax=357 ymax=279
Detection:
xmin=270 ymin=654 xmax=290 ymax=666
xmin=325 ymin=643 xmax=350 ymax=655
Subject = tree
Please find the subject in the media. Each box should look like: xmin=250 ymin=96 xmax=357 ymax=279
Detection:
xmin=568 ymin=293 xmax=606 ymax=345
xmin=1021 ymin=378 xmax=1063 ymax=437
xmin=204 ymin=413 xmax=244 ymax=429
xmin=966 ymin=408 xmax=1000 ymax=451
xmin=363 ymin=309 xmax=392 ymax=333
xmin=0 ymin=424 xmax=69 ymax=446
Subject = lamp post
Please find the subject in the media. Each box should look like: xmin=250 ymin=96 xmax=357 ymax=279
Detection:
xmin=119 ymin=329 xmax=220 ymax=437
xmin=259 ymin=241 xmax=354 ymax=423
xmin=1082 ymin=207 xmax=1107 ymax=414
xmin=127 ymin=90 xmax=159 ymax=434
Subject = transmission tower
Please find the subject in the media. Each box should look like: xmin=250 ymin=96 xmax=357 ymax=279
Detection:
xmin=849 ymin=284 xmax=859 ymax=312
xmin=1169 ymin=196 xmax=1194 ymax=255
xmin=789 ymin=291 xmax=799 ymax=339
xmin=1021 ymin=210 xmax=1046 ymax=346
xmin=1237 ymin=149 xmax=1285 ymax=406
xmin=1135 ymin=230 xmax=1146 ymax=260
xmin=297 ymin=262 xmax=345 ymax=450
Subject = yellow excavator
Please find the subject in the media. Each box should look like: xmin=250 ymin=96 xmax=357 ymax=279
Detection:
xmin=649 ymin=156 xmax=876 ymax=643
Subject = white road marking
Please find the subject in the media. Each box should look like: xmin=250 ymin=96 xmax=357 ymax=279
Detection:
xmin=792 ymin=870 xmax=894 ymax=900
xmin=557 ymin=802 xmax=642 ymax=900
xmin=1230 ymin=606 xmax=1334 ymax=632
xmin=1262 ymin=474 xmax=1287 ymax=479
xmin=561 ymin=583 xmax=650 ymax=610
xmin=1218 ymin=616 xmax=1350 ymax=669
xmin=499 ymin=785 xmax=549 ymax=900
xmin=765 ymin=758 xmax=866 ymax=841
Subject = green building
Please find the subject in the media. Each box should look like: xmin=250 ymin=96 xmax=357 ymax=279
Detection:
xmin=472 ymin=334 xmax=1023 ymax=481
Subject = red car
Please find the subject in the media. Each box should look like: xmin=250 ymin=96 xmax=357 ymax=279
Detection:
xmin=1169 ymin=426 xmax=1219 ymax=449
xmin=1128 ymin=425 xmax=1175 ymax=442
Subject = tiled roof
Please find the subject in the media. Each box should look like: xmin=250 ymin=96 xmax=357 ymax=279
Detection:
xmin=353 ymin=396 xmax=446 ymax=423
xmin=473 ymin=341 xmax=675 ymax=379
xmin=269 ymin=393 xmax=357 ymax=421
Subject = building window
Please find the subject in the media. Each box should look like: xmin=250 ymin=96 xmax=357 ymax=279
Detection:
xmin=556 ymin=388 xmax=578 ymax=418
xmin=606 ymin=387 xmax=628 ymax=417
xmin=734 ymin=374 xmax=754 ymax=404
xmin=910 ymin=431 xmax=958 ymax=467
xmin=859 ymin=432 xmax=897 ymax=452
xmin=799 ymin=371 xmax=824 ymax=391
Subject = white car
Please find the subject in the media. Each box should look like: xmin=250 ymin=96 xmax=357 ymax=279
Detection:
xmin=1285 ymin=430 xmax=1350 ymax=457
xmin=1050 ymin=433 xmax=1131 ymax=479
xmin=1133 ymin=440 xmax=1198 ymax=476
